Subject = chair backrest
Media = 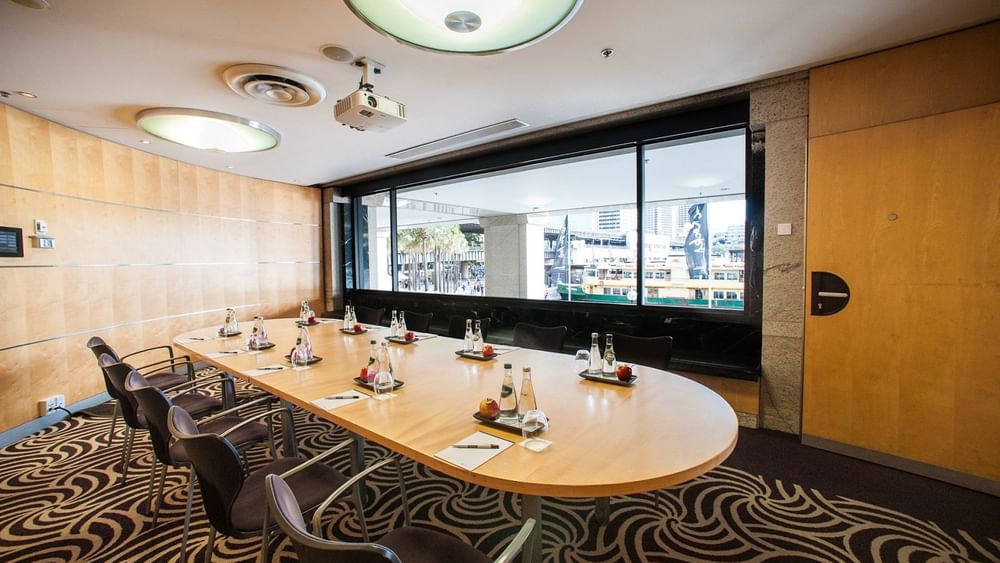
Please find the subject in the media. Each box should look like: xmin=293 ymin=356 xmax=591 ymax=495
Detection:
xmin=88 ymin=337 xmax=121 ymax=396
xmin=513 ymin=323 xmax=567 ymax=353
xmin=125 ymin=371 xmax=175 ymax=465
xmin=612 ymin=334 xmax=673 ymax=371
xmin=265 ymin=474 xmax=402 ymax=563
xmin=401 ymin=311 xmax=433 ymax=333
xmin=447 ymin=316 xmax=490 ymax=341
xmin=167 ymin=405 xmax=246 ymax=536
xmin=100 ymin=355 xmax=144 ymax=429
xmin=354 ymin=306 xmax=385 ymax=326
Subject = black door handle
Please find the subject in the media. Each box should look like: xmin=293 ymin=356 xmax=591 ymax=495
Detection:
xmin=811 ymin=272 xmax=850 ymax=316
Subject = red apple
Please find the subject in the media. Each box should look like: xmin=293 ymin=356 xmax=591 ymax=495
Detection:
xmin=616 ymin=364 xmax=633 ymax=382
xmin=353 ymin=323 xmax=364 ymax=333
xmin=360 ymin=366 xmax=368 ymax=380
xmin=478 ymin=398 xmax=500 ymax=420
xmin=482 ymin=344 xmax=494 ymax=357
xmin=405 ymin=331 xmax=415 ymax=342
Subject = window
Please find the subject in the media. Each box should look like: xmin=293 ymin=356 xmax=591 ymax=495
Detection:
xmin=356 ymin=194 xmax=393 ymax=291
xmin=641 ymin=130 xmax=746 ymax=310
xmin=393 ymin=148 xmax=636 ymax=301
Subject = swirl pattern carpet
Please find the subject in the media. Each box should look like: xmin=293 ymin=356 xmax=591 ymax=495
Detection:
xmin=0 ymin=375 xmax=997 ymax=562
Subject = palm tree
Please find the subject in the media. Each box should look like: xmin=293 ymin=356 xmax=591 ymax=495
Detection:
xmin=397 ymin=228 xmax=425 ymax=291
xmin=428 ymin=225 xmax=468 ymax=293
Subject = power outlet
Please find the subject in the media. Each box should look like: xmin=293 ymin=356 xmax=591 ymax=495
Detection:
xmin=37 ymin=394 xmax=66 ymax=417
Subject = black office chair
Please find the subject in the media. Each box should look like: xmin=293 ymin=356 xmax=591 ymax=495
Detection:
xmin=447 ymin=315 xmax=490 ymax=341
xmin=612 ymin=334 xmax=673 ymax=370
xmin=401 ymin=311 xmax=433 ymax=333
xmin=512 ymin=323 xmax=567 ymax=353
xmin=167 ymin=405 xmax=364 ymax=562
xmin=126 ymin=370 xmax=272 ymax=551
xmin=266 ymin=471 xmax=536 ymax=563
xmin=354 ymin=306 xmax=385 ymax=326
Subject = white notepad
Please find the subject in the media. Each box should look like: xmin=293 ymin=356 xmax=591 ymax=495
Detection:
xmin=206 ymin=349 xmax=247 ymax=359
xmin=177 ymin=336 xmax=216 ymax=344
xmin=246 ymin=365 xmax=288 ymax=377
xmin=434 ymin=431 xmax=513 ymax=471
xmin=312 ymin=391 xmax=369 ymax=410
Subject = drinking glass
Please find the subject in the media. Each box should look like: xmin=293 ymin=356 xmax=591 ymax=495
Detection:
xmin=521 ymin=409 xmax=548 ymax=448
xmin=291 ymin=348 xmax=309 ymax=368
xmin=373 ymin=370 xmax=395 ymax=397
xmin=574 ymin=350 xmax=590 ymax=373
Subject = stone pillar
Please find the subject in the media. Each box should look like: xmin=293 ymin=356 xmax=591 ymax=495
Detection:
xmin=750 ymin=77 xmax=809 ymax=434
xmin=481 ymin=215 xmax=547 ymax=299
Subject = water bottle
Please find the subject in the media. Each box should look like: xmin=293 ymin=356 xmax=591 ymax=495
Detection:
xmin=472 ymin=320 xmax=483 ymax=353
xmin=399 ymin=311 xmax=408 ymax=336
xmin=463 ymin=319 xmax=473 ymax=351
xmin=390 ymin=310 xmax=399 ymax=338
xmin=373 ymin=342 xmax=395 ymax=396
xmin=518 ymin=367 xmax=537 ymax=421
xmin=299 ymin=300 xmax=310 ymax=323
xmin=498 ymin=363 xmax=518 ymax=422
xmin=365 ymin=339 xmax=379 ymax=382
xmin=291 ymin=326 xmax=313 ymax=366
xmin=588 ymin=332 xmax=602 ymax=374
xmin=343 ymin=305 xmax=352 ymax=331
xmin=224 ymin=308 xmax=239 ymax=336
xmin=602 ymin=334 xmax=617 ymax=376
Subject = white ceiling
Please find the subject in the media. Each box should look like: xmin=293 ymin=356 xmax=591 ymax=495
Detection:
xmin=1 ymin=0 xmax=997 ymax=187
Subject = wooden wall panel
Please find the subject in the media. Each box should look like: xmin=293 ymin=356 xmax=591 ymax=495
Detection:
xmin=810 ymin=21 xmax=1000 ymax=137
xmin=0 ymin=103 xmax=323 ymax=431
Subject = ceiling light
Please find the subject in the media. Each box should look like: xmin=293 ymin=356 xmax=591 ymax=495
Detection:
xmin=15 ymin=91 xmax=37 ymax=98
xmin=344 ymin=0 xmax=583 ymax=55
xmin=136 ymin=108 xmax=279 ymax=153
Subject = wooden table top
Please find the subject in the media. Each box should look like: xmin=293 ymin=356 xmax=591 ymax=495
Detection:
xmin=174 ymin=319 xmax=738 ymax=498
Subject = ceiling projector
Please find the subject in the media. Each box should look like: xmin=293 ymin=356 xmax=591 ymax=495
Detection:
xmin=335 ymin=58 xmax=407 ymax=132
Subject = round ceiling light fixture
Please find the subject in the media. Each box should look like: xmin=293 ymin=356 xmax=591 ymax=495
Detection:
xmin=344 ymin=0 xmax=583 ymax=55
xmin=136 ymin=108 xmax=280 ymax=153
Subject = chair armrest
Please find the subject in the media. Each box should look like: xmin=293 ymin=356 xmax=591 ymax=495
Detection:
xmin=120 ymin=345 xmax=174 ymax=362
xmin=494 ymin=518 xmax=536 ymax=563
xmin=135 ymin=355 xmax=194 ymax=376
xmin=309 ymin=457 xmax=397 ymax=532
xmin=279 ymin=439 xmax=355 ymax=480
xmin=197 ymin=395 xmax=273 ymax=423
xmin=164 ymin=373 xmax=230 ymax=397
xmin=217 ymin=409 xmax=283 ymax=437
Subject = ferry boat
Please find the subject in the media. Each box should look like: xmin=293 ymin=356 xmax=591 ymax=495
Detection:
xmin=555 ymin=260 xmax=745 ymax=309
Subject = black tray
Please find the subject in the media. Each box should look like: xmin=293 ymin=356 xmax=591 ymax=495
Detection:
xmin=454 ymin=350 xmax=497 ymax=361
xmin=353 ymin=377 xmax=405 ymax=391
xmin=248 ymin=342 xmax=276 ymax=350
xmin=384 ymin=336 xmax=415 ymax=345
xmin=472 ymin=412 xmax=539 ymax=434
xmin=284 ymin=354 xmax=323 ymax=365
xmin=218 ymin=330 xmax=242 ymax=338
xmin=578 ymin=370 xmax=636 ymax=386
xmin=341 ymin=328 xmax=368 ymax=335
xmin=296 ymin=320 xmax=320 ymax=327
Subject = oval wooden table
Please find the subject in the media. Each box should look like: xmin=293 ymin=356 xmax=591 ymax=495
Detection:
xmin=175 ymin=319 xmax=738 ymax=562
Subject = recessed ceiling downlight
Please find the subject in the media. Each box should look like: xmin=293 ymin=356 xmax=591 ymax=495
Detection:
xmin=222 ymin=64 xmax=326 ymax=107
xmin=136 ymin=108 xmax=279 ymax=153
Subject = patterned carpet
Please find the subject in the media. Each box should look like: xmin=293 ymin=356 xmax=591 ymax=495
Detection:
xmin=0 ymin=375 xmax=997 ymax=563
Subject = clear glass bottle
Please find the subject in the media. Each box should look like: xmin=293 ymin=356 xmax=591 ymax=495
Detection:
xmin=399 ymin=311 xmax=408 ymax=336
xmin=472 ymin=320 xmax=483 ymax=353
xmin=365 ymin=339 xmax=379 ymax=381
xmin=292 ymin=325 xmax=313 ymax=366
xmin=373 ymin=341 xmax=395 ymax=396
xmin=390 ymin=310 xmax=399 ymax=338
xmin=249 ymin=315 xmax=268 ymax=348
xmin=498 ymin=363 xmax=518 ymax=422
xmin=518 ymin=367 xmax=537 ymax=421
xmin=224 ymin=308 xmax=239 ymax=336
xmin=343 ymin=305 xmax=352 ymax=331
xmin=299 ymin=300 xmax=310 ymax=323
xmin=602 ymin=333 xmax=617 ymax=376
xmin=587 ymin=332 xmax=602 ymax=374
xmin=463 ymin=319 xmax=473 ymax=351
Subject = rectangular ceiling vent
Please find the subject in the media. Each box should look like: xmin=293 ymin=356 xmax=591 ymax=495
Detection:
xmin=386 ymin=119 xmax=528 ymax=160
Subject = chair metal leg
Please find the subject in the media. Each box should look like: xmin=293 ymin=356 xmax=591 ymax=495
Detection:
xmin=120 ymin=426 xmax=136 ymax=486
xmin=152 ymin=462 xmax=167 ymax=527
xmin=205 ymin=526 xmax=217 ymax=562
xmin=180 ymin=468 xmax=195 ymax=561
xmin=107 ymin=402 xmax=120 ymax=447
xmin=594 ymin=497 xmax=610 ymax=525
xmin=396 ymin=460 xmax=411 ymax=528
xmin=144 ymin=456 xmax=159 ymax=516
xmin=221 ymin=373 xmax=236 ymax=409
xmin=258 ymin=506 xmax=271 ymax=563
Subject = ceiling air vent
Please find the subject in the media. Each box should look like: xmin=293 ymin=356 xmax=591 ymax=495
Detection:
xmin=222 ymin=63 xmax=326 ymax=108
xmin=386 ymin=119 xmax=529 ymax=160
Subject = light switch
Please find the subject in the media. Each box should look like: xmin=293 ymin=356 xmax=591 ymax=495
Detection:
xmin=34 ymin=219 xmax=48 ymax=234
xmin=777 ymin=223 xmax=792 ymax=236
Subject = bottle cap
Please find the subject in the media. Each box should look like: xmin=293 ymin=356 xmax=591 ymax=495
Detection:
xmin=504 ymin=363 xmax=512 ymax=369
xmin=370 ymin=340 xmax=376 ymax=344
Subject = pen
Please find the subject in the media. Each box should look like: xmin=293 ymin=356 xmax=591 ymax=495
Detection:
xmin=220 ymin=350 xmax=241 ymax=354
xmin=257 ymin=366 xmax=285 ymax=371
xmin=453 ymin=444 xmax=499 ymax=449
xmin=327 ymin=395 xmax=361 ymax=400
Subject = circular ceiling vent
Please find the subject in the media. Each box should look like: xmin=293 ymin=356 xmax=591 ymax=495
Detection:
xmin=222 ymin=64 xmax=326 ymax=108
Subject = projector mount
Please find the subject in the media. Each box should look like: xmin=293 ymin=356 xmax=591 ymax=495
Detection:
xmin=354 ymin=57 xmax=384 ymax=93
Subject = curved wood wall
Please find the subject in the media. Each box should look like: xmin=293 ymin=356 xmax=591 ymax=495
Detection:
xmin=0 ymin=104 xmax=322 ymax=430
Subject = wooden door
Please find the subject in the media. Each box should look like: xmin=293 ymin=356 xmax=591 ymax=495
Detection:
xmin=802 ymin=103 xmax=1000 ymax=482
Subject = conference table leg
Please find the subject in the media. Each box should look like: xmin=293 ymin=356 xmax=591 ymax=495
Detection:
xmin=351 ymin=433 xmax=367 ymax=505
xmin=279 ymin=399 xmax=298 ymax=457
xmin=521 ymin=494 xmax=543 ymax=563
